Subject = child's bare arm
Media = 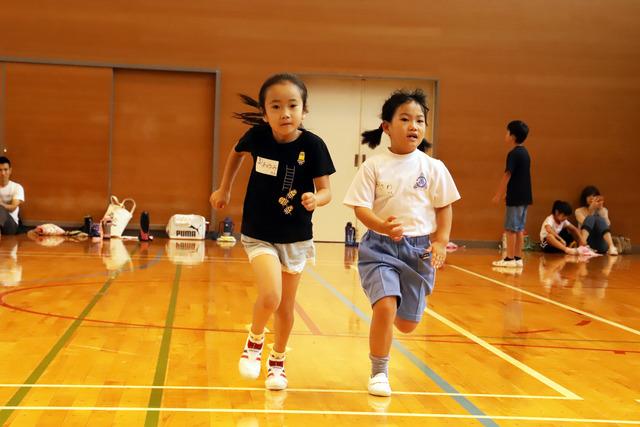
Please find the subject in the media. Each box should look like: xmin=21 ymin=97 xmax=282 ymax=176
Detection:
xmin=354 ymin=206 xmax=403 ymax=241
xmin=425 ymin=204 xmax=452 ymax=268
xmin=492 ymin=172 xmax=511 ymax=203
xmin=566 ymin=223 xmax=586 ymax=246
xmin=301 ymin=175 xmax=332 ymax=211
xmin=210 ymin=148 xmax=246 ymax=209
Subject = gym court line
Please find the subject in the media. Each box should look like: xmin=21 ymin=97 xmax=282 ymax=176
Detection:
xmin=449 ymin=264 xmax=640 ymax=337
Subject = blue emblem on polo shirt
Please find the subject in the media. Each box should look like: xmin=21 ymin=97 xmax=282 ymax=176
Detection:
xmin=414 ymin=173 xmax=427 ymax=189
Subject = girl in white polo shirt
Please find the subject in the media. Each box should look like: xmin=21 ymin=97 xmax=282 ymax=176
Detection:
xmin=343 ymin=89 xmax=460 ymax=397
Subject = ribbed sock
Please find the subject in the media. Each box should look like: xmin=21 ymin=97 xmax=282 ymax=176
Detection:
xmin=370 ymin=354 xmax=390 ymax=377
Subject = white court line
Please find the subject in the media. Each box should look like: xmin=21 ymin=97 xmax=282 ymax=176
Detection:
xmin=449 ymin=264 xmax=640 ymax=338
xmin=1 ymin=406 xmax=639 ymax=424
xmin=0 ymin=384 xmax=568 ymax=400
xmin=426 ymin=308 xmax=581 ymax=400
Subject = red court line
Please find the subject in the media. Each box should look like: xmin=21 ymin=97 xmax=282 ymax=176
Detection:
xmin=294 ymin=302 xmax=323 ymax=335
xmin=2 ymin=284 xmax=639 ymax=355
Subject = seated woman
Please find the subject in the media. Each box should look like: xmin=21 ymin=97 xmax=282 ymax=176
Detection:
xmin=574 ymin=185 xmax=618 ymax=255
xmin=539 ymin=200 xmax=585 ymax=255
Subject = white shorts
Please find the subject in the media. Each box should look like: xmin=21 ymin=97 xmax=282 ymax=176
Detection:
xmin=241 ymin=234 xmax=315 ymax=274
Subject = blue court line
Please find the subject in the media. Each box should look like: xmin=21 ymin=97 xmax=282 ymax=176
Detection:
xmin=306 ymin=267 xmax=499 ymax=427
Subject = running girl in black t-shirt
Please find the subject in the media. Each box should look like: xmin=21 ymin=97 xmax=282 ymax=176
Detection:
xmin=210 ymin=74 xmax=335 ymax=390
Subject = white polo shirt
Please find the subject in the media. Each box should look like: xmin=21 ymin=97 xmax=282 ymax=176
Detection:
xmin=0 ymin=181 xmax=25 ymax=224
xmin=343 ymin=148 xmax=460 ymax=236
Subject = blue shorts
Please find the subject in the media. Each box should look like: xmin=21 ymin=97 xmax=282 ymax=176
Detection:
xmin=504 ymin=205 xmax=528 ymax=232
xmin=357 ymin=231 xmax=435 ymax=322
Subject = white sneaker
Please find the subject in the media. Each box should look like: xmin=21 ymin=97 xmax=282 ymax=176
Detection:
xmin=265 ymin=357 xmax=287 ymax=390
xmin=607 ymin=246 xmax=619 ymax=256
xmin=238 ymin=337 xmax=263 ymax=380
xmin=368 ymin=373 xmax=392 ymax=397
xmin=492 ymin=259 xmax=518 ymax=268
xmin=515 ymin=258 xmax=524 ymax=267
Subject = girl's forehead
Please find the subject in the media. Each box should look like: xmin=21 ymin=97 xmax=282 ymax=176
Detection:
xmin=265 ymin=82 xmax=303 ymax=102
xmin=394 ymin=101 xmax=424 ymax=116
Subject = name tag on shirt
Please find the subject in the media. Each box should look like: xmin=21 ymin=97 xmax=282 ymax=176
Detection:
xmin=256 ymin=157 xmax=279 ymax=176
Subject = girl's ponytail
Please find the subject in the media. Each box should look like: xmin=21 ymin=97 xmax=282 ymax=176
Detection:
xmin=232 ymin=94 xmax=264 ymax=127
xmin=361 ymin=124 xmax=384 ymax=149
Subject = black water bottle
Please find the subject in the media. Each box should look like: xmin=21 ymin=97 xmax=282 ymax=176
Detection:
xmin=139 ymin=211 xmax=151 ymax=241
xmin=83 ymin=215 xmax=93 ymax=234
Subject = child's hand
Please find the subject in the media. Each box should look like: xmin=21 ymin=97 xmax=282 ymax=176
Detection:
xmin=424 ymin=240 xmax=447 ymax=269
xmin=301 ymin=192 xmax=316 ymax=211
xmin=381 ymin=216 xmax=404 ymax=241
xmin=210 ymin=189 xmax=230 ymax=210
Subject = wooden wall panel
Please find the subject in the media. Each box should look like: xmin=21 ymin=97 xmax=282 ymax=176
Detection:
xmin=3 ymin=63 xmax=111 ymax=223
xmin=111 ymin=69 xmax=215 ymax=226
xmin=1 ymin=0 xmax=638 ymax=240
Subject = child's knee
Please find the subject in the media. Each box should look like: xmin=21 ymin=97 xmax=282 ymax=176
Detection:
xmin=257 ymin=292 xmax=281 ymax=311
xmin=372 ymin=296 xmax=398 ymax=318
xmin=395 ymin=318 xmax=419 ymax=333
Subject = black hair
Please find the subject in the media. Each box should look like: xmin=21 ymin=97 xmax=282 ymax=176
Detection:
xmin=579 ymin=185 xmax=600 ymax=207
xmin=361 ymin=89 xmax=431 ymax=151
xmin=0 ymin=156 xmax=10 ymax=167
xmin=233 ymin=73 xmax=308 ymax=127
xmin=507 ymin=120 xmax=529 ymax=144
xmin=551 ymin=200 xmax=572 ymax=216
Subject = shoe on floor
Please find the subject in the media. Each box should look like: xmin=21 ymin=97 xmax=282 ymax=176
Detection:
xmin=368 ymin=373 xmax=392 ymax=397
xmin=492 ymin=258 xmax=518 ymax=268
xmin=238 ymin=337 xmax=263 ymax=380
xmin=265 ymin=356 xmax=287 ymax=390
xmin=607 ymin=246 xmax=619 ymax=256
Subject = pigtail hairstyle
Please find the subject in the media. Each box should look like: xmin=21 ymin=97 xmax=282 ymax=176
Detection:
xmin=232 ymin=73 xmax=309 ymax=128
xmin=361 ymin=124 xmax=385 ymax=149
xmin=232 ymin=94 xmax=264 ymax=127
xmin=361 ymin=88 xmax=432 ymax=151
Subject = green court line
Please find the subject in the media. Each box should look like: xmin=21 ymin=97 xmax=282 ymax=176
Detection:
xmin=0 ymin=276 xmax=118 ymax=424
xmin=144 ymin=264 xmax=182 ymax=427
xmin=0 ymin=246 xmax=147 ymax=425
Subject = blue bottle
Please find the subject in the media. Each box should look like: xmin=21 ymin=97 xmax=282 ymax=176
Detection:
xmin=222 ymin=217 xmax=234 ymax=236
xmin=345 ymin=222 xmax=356 ymax=247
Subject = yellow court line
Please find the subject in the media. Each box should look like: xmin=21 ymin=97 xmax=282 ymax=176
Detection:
xmin=449 ymin=264 xmax=640 ymax=338
xmin=0 ymin=384 xmax=571 ymax=399
xmin=0 ymin=406 xmax=639 ymax=424
xmin=426 ymin=308 xmax=581 ymax=400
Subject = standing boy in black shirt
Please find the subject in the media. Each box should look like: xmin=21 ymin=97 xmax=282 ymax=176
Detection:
xmin=492 ymin=120 xmax=532 ymax=268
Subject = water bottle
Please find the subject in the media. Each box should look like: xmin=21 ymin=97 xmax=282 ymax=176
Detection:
xmin=222 ymin=217 xmax=234 ymax=236
xmin=345 ymin=222 xmax=356 ymax=247
xmin=139 ymin=211 xmax=151 ymax=241
xmin=83 ymin=216 xmax=93 ymax=234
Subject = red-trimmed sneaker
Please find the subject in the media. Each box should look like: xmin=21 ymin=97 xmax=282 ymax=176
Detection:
xmin=238 ymin=337 xmax=263 ymax=379
xmin=265 ymin=356 xmax=287 ymax=390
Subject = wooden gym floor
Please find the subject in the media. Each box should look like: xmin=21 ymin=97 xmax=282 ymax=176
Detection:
xmin=0 ymin=235 xmax=638 ymax=426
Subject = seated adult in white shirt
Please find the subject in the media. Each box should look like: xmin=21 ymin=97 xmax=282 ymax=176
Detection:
xmin=0 ymin=157 xmax=25 ymax=236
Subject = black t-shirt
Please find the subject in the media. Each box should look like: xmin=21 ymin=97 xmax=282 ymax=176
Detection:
xmin=235 ymin=125 xmax=336 ymax=243
xmin=505 ymin=145 xmax=532 ymax=206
